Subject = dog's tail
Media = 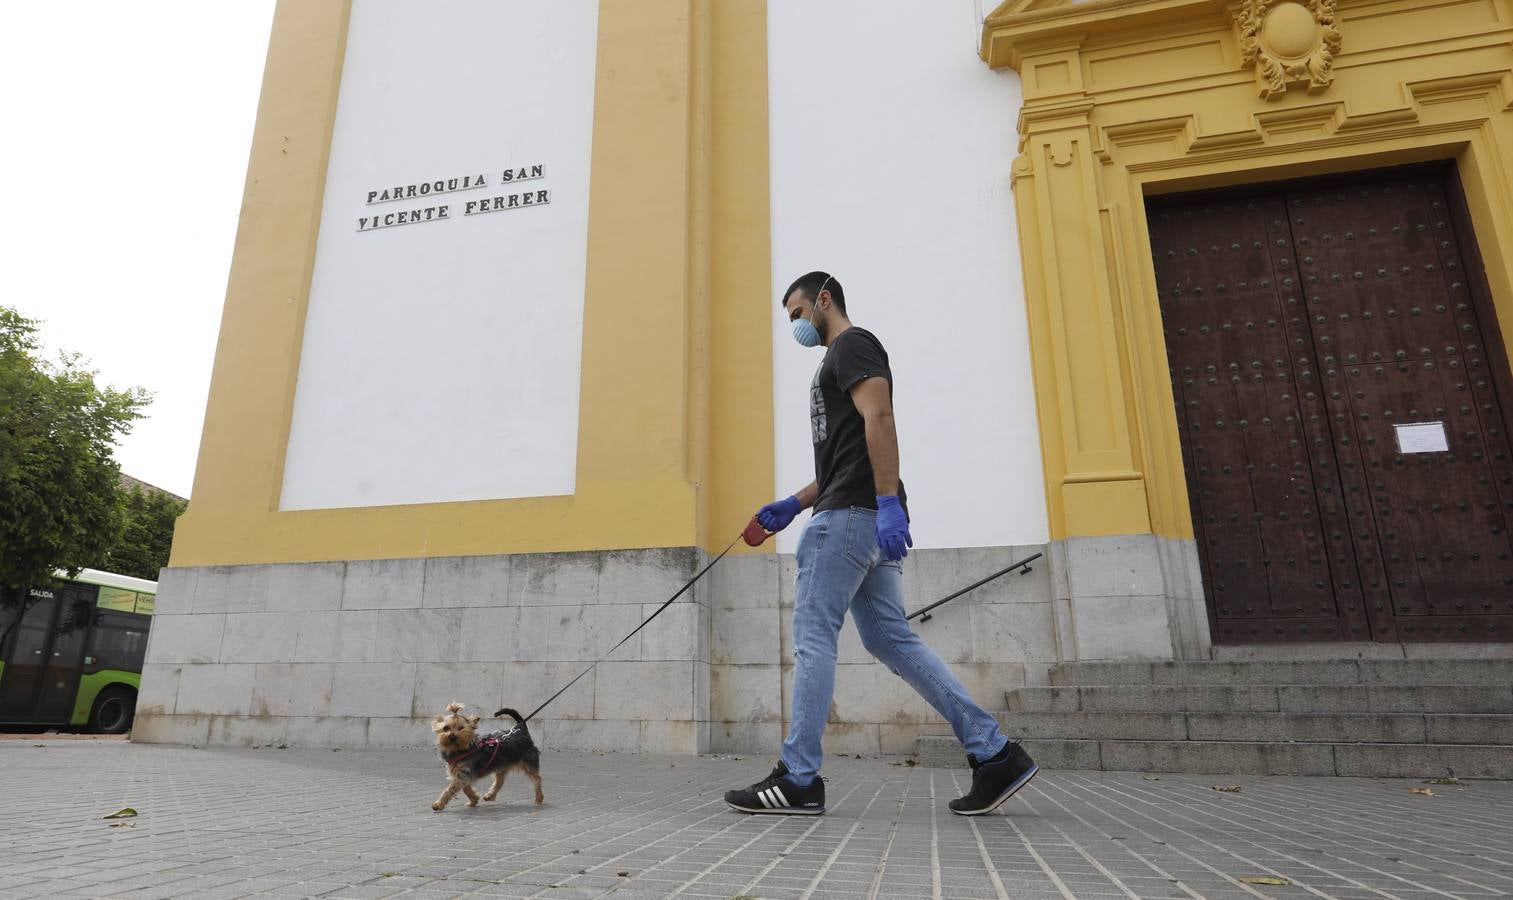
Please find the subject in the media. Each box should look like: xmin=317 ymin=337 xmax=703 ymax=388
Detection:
xmin=494 ymin=707 xmax=527 ymax=726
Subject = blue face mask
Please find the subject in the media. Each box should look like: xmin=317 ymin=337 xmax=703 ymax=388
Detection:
xmin=792 ymin=315 xmax=821 ymax=348
xmin=791 ymin=275 xmax=831 ymax=348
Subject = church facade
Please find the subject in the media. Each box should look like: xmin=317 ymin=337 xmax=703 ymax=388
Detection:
xmin=137 ymin=0 xmax=1513 ymax=753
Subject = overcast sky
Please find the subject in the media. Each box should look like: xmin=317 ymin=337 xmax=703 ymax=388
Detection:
xmin=1 ymin=2 xmax=277 ymax=498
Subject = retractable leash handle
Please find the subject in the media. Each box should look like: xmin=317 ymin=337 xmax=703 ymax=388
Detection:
xmin=742 ymin=516 xmax=775 ymax=548
xmin=497 ymin=518 xmax=771 ymax=722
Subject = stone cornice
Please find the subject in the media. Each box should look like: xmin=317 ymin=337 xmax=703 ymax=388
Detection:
xmin=981 ymin=0 xmax=1233 ymax=69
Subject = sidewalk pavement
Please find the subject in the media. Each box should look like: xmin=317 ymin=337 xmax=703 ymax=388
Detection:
xmin=1 ymin=740 xmax=1509 ymax=899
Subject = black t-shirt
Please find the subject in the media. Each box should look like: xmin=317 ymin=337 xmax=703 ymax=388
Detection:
xmin=810 ymin=327 xmax=908 ymax=515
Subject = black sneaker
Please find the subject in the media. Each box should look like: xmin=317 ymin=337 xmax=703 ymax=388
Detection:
xmin=948 ymin=741 xmax=1039 ymax=816
xmin=724 ymin=760 xmax=825 ymax=815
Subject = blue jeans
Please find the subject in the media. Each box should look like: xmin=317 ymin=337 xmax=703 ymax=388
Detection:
xmin=779 ymin=507 xmax=1009 ymax=786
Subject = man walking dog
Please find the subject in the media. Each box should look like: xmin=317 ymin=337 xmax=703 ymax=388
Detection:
xmin=724 ymin=271 xmax=1039 ymax=817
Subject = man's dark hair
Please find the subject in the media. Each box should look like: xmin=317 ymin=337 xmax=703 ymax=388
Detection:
xmin=782 ymin=271 xmax=846 ymax=316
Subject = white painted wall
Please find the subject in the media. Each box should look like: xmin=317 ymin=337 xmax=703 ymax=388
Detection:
xmin=280 ymin=0 xmax=599 ymax=511
xmin=767 ymin=1 xmax=1049 ymax=551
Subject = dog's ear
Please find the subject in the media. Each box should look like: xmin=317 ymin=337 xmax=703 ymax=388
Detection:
xmin=431 ymin=716 xmax=445 ymax=731
xmin=466 ymin=714 xmax=481 ymax=727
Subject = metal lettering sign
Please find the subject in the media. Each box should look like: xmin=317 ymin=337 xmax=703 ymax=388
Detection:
xmin=355 ymin=163 xmax=550 ymax=232
xmin=1394 ymin=422 xmax=1450 ymax=454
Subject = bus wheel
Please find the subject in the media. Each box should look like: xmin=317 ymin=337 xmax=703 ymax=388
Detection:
xmin=90 ymin=687 xmax=136 ymax=735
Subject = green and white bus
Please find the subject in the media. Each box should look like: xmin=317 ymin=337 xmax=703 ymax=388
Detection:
xmin=0 ymin=569 xmax=155 ymax=734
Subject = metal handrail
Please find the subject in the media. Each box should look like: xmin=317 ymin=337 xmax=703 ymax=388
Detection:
xmin=906 ymin=552 xmax=1044 ymax=623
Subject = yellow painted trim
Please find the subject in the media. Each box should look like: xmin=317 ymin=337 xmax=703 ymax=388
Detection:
xmin=985 ymin=0 xmax=1513 ymax=540
xmin=173 ymin=0 xmax=353 ymax=563
xmin=686 ymin=2 xmax=714 ymax=548
xmin=172 ymin=0 xmax=774 ymax=565
xmin=699 ymin=1 xmax=777 ymax=552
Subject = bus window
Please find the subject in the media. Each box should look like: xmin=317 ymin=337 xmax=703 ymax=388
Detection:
xmin=57 ymin=596 xmax=94 ymax=636
xmin=1 ymin=585 xmax=48 ymax=658
xmin=31 ymin=588 xmax=93 ymax=723
xmin=0 ymin=587 xmax=25 ymax=655
xmin=88 ymin=611 xmax=149 ymax=674
xmin=0 ymin=587 xmax=60 ymax=722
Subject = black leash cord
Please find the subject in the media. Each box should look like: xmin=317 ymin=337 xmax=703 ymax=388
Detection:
xmin=498 ymin=531 xmax=746 ymax=723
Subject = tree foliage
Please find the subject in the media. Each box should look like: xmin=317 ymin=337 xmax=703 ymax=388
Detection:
xmin=98 ymin=485 xmax=186 ymax=581
xmin=0 ymin=306 xmax=149 ymax=593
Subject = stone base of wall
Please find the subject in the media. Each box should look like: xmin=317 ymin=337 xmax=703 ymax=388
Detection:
xmin=131 ymin=713 xmax=710 ymax=753
xmin=136 ymin=549 xmax=712 ymax=753
xmin=137 ymin=536 xmax=1210 ymax=753
xmin=1048 ymin=535 xmax=1212 ymax=666
xmin=704 ymin=537 xmax=1210 ymax=756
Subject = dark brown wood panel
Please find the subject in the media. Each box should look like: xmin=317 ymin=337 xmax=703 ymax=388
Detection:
xmin=1148 ymin=165 xmax=1513 ymax=643
xmin=1287 ymin=173 xmax=1513 ymax=641
xmin=1149 ymin=197 xmax=1372 ymax=643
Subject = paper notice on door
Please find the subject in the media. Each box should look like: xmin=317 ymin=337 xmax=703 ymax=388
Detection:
xmin=1394 ymin=422 xmax=1450 ymax=454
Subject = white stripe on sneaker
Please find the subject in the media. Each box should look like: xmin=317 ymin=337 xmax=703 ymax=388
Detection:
xmin=771 ymin=785 xmax=789 ymax=807
xmin=758 ymin=789 xmax=774 ymax=809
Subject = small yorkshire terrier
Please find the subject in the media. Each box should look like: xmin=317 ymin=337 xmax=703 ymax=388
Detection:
xmin=431 ymin=702 xmax=544 ymax=811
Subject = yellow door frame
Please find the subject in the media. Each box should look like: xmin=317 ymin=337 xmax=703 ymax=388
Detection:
xmin=981 ymin=0 xmax=1513 ymax=542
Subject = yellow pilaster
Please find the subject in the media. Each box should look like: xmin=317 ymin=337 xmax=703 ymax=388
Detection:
xmin=704 ymin=0 xmax=777 ymax=551
xmin=1014 ymin=101 xmax=1152 ymax=540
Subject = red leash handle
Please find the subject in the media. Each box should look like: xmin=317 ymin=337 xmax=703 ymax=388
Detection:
xmin=742 ymin=516 xmax=775 ymax=547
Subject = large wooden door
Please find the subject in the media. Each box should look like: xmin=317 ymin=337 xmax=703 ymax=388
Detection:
xmin=1149 ymin=166 xmax=1513 ymax=644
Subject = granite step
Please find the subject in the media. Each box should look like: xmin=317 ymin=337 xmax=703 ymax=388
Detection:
xmin=1007 ymin=684 xmax=1513 ymax=714
xmin=914 ymin=735 xmax=1513 ymax=778
xmin=994 ymin=710 xmax=1513 ymax=744
xmin=1048 ymin=658 xmax=1513 ymax=688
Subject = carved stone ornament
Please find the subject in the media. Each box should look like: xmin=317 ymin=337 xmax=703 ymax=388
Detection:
xmin=1237 ymin=0 xmax=1343 ymax=99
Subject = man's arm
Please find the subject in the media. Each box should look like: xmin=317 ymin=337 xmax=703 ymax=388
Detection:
xmin=793 ymin=481 xmax=819 ymax=509
xmin=849 ymin=377 xmax=900 ymax=495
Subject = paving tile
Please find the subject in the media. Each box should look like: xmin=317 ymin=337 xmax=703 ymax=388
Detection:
xmin=2 ymin=743 xmax=1511 ymax=899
